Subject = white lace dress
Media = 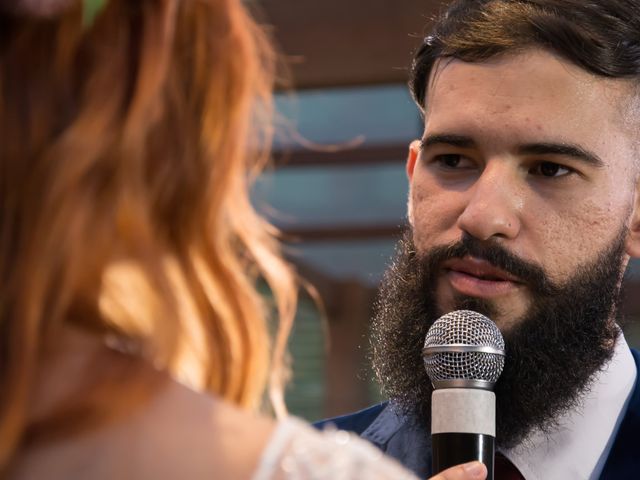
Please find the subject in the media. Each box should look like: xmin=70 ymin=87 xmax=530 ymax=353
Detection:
xmin=252 ymin=417 xmax=420 ymax=480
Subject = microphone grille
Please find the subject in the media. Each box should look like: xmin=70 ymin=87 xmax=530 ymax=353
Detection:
xmin=423 ymin=310 xmax=505 ymax=389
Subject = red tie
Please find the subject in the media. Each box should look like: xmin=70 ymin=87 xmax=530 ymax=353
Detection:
xmin=494 ymin=453 xmax=525 ymax=480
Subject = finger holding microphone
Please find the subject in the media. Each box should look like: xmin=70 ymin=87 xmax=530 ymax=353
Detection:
xmin=423 ymin=310 xmax=505 ymax=480
xmin=429 ymin=461 xmax=488 ymax=480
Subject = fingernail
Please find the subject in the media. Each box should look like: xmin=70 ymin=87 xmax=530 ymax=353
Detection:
xmin=462 ymin=461 xmax=486 ymax=478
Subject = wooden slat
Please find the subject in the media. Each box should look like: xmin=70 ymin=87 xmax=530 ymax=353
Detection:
xmin=281 ymin=223 xmax=406 ymax=242
xmin=272 ymin=143 xmax=409 ymax=168
xmin=253 ymin=0 xmax=446 ymax=89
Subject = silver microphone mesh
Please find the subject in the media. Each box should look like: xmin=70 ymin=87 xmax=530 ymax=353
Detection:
xmin=422 ymin=310 xmax=505 ymax=390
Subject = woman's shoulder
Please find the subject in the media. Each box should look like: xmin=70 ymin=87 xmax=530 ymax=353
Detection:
xmin=143 ymin=387 xmax=420 ymax=480
xmin=252 ymin=416 xmax=419 ymax=480
xmin=9 ymin=376 xmax=274 ymax=480
xmin=132 ymin=376 xmax=275 ymax=478
xmin=113 ymin=378 xmax=276 ymax=479
xmin=9 ymin=374 xmax=418 ymax=480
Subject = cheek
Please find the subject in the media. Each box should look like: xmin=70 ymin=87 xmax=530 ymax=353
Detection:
xmin=409 ymin=181 xmax=461 ymax=251
xmin=532 ymin=198 xmax=629 ymax=282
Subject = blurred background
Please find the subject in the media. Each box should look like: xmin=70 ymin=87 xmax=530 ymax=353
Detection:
xmin=247 ymin=0 xmax=640 ymax=422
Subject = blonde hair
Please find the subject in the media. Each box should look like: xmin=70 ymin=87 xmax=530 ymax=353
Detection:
xmin=0 ymin=0 xmax=296 ymax=468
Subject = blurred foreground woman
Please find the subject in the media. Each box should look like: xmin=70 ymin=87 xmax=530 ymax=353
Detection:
xmin=0 ymin=1 xmax=483 ymax=479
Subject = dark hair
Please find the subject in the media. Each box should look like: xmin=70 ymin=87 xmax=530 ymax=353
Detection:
xmin=410 ymin=0 xmax=640 ymax=110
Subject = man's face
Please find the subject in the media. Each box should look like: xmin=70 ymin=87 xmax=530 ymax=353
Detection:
xmin=372 ymin=49 xmax=640 ymax=446
xmin=407 ymin=49 xmax=640 ymax=329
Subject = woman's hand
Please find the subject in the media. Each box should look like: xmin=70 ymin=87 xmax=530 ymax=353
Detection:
xmin=429 ymin=461 xmax=487 ymax=480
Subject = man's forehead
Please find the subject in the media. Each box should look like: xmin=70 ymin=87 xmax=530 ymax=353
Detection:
xmin=423 ymin=49 xmax=640 ymax=162
xmin=427 ymin=50 xmax=628 ymax=107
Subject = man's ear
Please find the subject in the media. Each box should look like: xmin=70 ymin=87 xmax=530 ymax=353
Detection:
xmin=406 ymin=141 xmax=421 ymax=226
xmin=406 ymin=140 xmax=421 ymax=181
xmin=626 ymin=182 xmax=640 ymax=258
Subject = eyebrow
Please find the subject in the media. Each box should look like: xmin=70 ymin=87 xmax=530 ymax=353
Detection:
xmin=421 ymin=133 xmax=605 ymax=168
xmin=421 ymin=134 xmax=476 ymax=149
xmin=518 ymin=143 xmax=604 ymax=168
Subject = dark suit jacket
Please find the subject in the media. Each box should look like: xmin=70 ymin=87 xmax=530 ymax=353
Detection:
xmin=315 ymin=349 xmax=640 ymax=479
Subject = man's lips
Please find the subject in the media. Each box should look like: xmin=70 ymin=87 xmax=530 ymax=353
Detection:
xmin=442 ymin=256 xmax=522 ymax=298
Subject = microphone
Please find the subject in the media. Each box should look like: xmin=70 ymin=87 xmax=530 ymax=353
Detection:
xmin=422 ymin=310 xmax=505 ymax=480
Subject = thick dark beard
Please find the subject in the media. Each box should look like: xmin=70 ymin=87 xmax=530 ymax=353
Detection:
xmin=371 ymin=231 xmax=626 ymax=449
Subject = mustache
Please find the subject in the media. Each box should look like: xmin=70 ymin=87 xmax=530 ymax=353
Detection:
xmin=417 ymin=233 xmax=560 ymax=296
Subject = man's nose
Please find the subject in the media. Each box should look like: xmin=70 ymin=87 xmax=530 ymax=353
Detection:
xmin=456 ymin=166 xmax=522 ymax=241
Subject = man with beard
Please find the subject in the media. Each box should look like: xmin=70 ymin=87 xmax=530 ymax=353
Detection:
xmin=316 ymin=0 xmax=640 ymax=478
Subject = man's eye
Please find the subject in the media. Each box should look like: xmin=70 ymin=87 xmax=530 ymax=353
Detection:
xmin=530 ymin=161 xmax=572 ymax=177
xmin=434 ymin=154 xmax=466 ymax=168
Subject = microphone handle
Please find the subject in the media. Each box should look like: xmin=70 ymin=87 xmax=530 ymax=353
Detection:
xmin=431 ymin=388 xmax=496 ymax=480
xmin=432 ymin=432 xmax=494 ymax=480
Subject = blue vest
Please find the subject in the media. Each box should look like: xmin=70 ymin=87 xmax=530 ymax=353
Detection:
xmin=315 ymin=349 xmax=640 ymax=479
